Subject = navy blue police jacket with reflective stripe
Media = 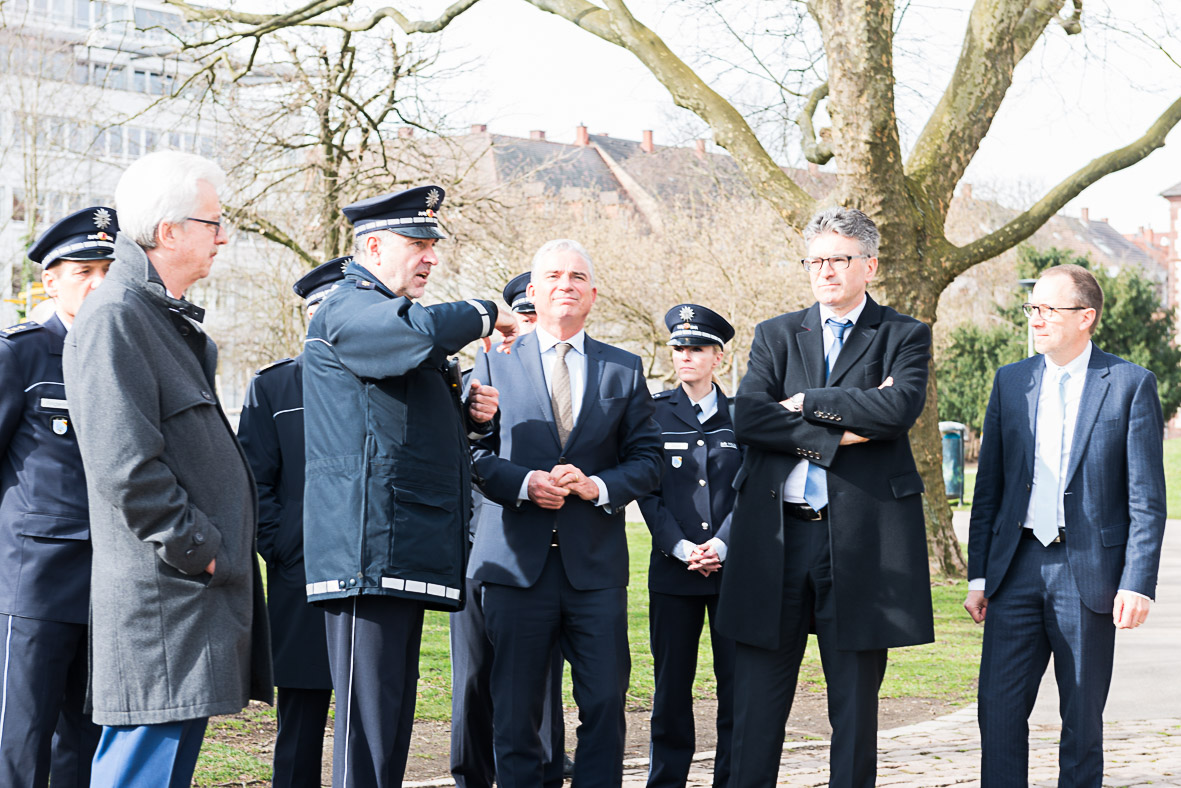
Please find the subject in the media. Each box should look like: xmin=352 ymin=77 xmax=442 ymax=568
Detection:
xmin=301 ymin=260 xmax=495 ymax=610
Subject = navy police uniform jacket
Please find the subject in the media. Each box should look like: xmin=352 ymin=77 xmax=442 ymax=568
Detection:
xmin=0 ymin=315 xmax=90 ymax=624
xmin=238 ymin=355 xmax=332 ymax=689
xmin=302 ymin=260 xmax=496 ymax=610
xmin=638 ymin=385 xmax=742 ymax=595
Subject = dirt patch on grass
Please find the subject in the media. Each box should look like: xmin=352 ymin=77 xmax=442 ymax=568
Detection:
xmin=203 ymin=694 xmax=958 ymax=786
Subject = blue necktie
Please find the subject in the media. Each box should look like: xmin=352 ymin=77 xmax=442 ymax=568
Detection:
xmin=1031 ymin=369 xmax=1070 ymax=546
xmin=803 ymin=319 xmax=853 ymax=511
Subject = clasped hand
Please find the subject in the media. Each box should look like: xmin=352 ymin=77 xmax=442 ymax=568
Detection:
xmin=687 ymin=543 xmax=721 ymax=577
xmin=779 ymin=376 xmax=894 ymax=446
xmin=528 ymin=464 xmax=599 ymax=510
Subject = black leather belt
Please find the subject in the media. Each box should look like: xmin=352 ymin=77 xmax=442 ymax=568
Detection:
xmin=783 ymin=501 xmax=827 ymax=521
xmin=1022 ymin=527 xmax=1066 ymax=544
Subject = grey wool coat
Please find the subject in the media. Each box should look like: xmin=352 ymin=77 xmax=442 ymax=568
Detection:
xmin=63 ymin=235 xmax=272 ymax=725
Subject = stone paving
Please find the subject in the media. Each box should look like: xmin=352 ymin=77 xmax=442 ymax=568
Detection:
xmin=616 ymin=705 xmax=1181 ymax=787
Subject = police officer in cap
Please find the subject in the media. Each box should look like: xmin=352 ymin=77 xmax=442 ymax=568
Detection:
xmin=638 ymin=304 xmax=741 ymax=788
xmin=0 ymin=207 xmax=117 ymax=787
xmin=450 ymin=272 xmax=568 ymax=788
xmin=237 ymin=258 xmax=346 ymax=788
xmin=502 ymin=271 xmax=538 ymax=333
xmin=303 ymin=186 xmax=517 ymax=787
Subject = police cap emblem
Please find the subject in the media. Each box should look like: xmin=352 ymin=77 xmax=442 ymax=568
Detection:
xmin=678 ymin=306 xmax=695 ymax=322
xmin=425 ymin=188 xmax=441 ymax=209
xmin=93 ymin=208 xmax=113 ymax=230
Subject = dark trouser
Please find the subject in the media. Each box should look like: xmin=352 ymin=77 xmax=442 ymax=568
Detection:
xmin=729 ymin=518 xmax=887 ymax=788
xmin=450 ymin=577 xmax=566 ymax=788
xmin=323 ymin=595 xmax=425 ymax=788
xmin=272 ymin=687 xmax=333 ymax=788
xmin=0 ymin=614 xmax=99 ymax=788
xmin=89 ymin=718 xmax=207 ymax=788
xmin=483 ymin=549 xmax=630 ymax=788
xmin=978 ymin=538 xmax=1116 ymax=788
xmin=647 ymin=591 xmax=735 ymax=788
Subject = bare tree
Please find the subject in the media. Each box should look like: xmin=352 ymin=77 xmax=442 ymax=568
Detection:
xmin=157 ymin=0 xmax=1181 ymax=575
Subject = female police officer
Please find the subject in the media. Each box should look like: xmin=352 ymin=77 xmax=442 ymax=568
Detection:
xmin=639 ymin=304 xmax=741 ymax=788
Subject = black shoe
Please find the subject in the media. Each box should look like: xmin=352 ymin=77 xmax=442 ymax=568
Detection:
xmin=563 ymin=753 xmax=575 ymax=779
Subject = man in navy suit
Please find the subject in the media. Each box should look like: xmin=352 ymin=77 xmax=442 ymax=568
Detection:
xmin=965 ymin=264 xmax=1166 ymax=787
xmin=467 ymin=239 xmax=663 ymax=788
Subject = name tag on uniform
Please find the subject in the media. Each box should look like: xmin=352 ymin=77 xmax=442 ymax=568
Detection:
xmin=40 ymin=398 xmax=68 ymax=410
xmin=664 ymin=441 xmax=689 ymax=450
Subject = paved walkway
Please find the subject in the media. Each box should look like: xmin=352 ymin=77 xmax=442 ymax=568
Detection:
xmin=617 ymin=517 xmax=1181 ymax=786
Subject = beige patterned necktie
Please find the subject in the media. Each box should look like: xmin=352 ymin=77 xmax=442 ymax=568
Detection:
xmin=551 ymin=342 xmax=574 ymax=445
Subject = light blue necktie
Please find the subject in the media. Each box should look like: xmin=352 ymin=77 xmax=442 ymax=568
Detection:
xmin=1031 ymin=369 xmax=1070 ymax=546
xmin=802 ymin=319 xmax=852 ymax=511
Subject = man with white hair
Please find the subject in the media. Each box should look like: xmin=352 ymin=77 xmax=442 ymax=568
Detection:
xmin=466 ymin=239 xmax=663 ymax=788
xmin=63 ymin=151 xmax=273 ymax=786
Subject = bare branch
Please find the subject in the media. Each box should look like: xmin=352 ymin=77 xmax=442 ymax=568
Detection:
xmin=1058 ymin=0 xmax=1082 ymax=35
xmin=950 ymin=94 xmax=1181 ymax=269
xmin=907 ymin=0 xmax=1069 ymax=222
xmin=797 ymin=81 xmax=832 ymax=165
xmin=525 ymin=0 xmax=817 ymax=229
xmin=226 ymin=206 xmax=320 ymax=268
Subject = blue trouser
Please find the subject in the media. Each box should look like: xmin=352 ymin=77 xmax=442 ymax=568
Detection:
xmin=323 ymin=595 xmax=424 ymax=788
xmin=647 ymin=591 xmax=735 ymax=788
xmin=978 ymin=538 xmax=1117 ymax=788
xmin=273 ymin=686 xmax=332 ymax=788
xmin=483 ymin=548 xmax=630 ymax=788
xmin=449 ymin=576 xmax=566 ymax=788
xmin=89 ymin=718 xmax=208 ymax=788
xmin=0 ymin=613 xmax=99 ymax=788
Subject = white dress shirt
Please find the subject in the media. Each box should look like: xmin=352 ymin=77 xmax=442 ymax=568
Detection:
xmin=517 ymin=326 xmax=609 ymax=506
xmin=783 ymin=295 xmax=869 ymax=503
xmin=690 ymin=385 xmax=719 ymax=423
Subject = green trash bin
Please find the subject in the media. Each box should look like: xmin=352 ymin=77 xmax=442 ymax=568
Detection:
xmin=939 ymin=421 xmax=967 ymax=505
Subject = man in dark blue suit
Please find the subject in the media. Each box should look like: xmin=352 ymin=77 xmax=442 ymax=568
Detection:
xmin=238 ymin=258 xmax=346 ymax=788
xmin=468 ymin=239 xmax=663 ymax=788
xmin=0 ymin=208 xmax=116 ymax=787
xmin=450 ymin=272 xmax=568 ymax=788
xmin=965 ymin=264 xmax=1167 ymax=787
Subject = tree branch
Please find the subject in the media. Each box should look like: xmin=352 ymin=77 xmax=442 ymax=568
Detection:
xmin=525 ymin=0 xmax=817 ymax=230
xmin=950 ymin=94 xmax=1181 ymax=269
xmin=797 ymin=81 xmax=832 ymax=165
xmin=166 ymin=0 xmax=481 ymax=42
xmin=906 ymin=0 xmax=1070 ymax=222
xmin=225 ymin=207 xmax=320 ymax=268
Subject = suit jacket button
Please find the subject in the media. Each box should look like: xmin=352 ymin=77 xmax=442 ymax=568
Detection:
xmin=200 ymin=390 xmax=213 ymax=401
xmin=193 ymin=532 xmax=205 ymax=544
xmin=559 ymin=456 xmax=566 ymax=464
xmin=701 ymin=522 xmax=709 ymax=530
xmin=698 ymin=479 xmax=706 ymax=487
xmin=338 ymin=580 xmax=346 ymax=589
xmin=697 ymin=439 xmax=705 ymax=446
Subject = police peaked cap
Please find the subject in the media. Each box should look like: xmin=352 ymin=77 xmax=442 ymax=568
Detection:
xmin=342 ymin=185 xmax=446 ymax=240
xmin=294 ymin=256 xmax=351 ymax=306
xmin=664 ymin=303 xmax=735 ymax=347
xmin=27 ymin=207 xmax=119 ymax=269
xmin=502 ymin=272 xmax=535 ymax=314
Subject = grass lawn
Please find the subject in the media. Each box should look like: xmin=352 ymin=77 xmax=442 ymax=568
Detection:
xmin=1165 ymin=438 xmax=1181 ymax=520
xmin=403 ymin=520 xmax=983 ymax=721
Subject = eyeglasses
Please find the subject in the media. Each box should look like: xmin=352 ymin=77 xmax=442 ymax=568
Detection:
xmin=800 ymin=255 xmax=869 ymax=273
xmin=1021 ymin=303 xmax=1089 ymax=319
xmin=186 ymin=217 xmax=225 ymax=236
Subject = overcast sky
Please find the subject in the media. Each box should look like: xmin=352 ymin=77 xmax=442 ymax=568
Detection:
xmin=417 ymin=0 xmax=1181 ymax=240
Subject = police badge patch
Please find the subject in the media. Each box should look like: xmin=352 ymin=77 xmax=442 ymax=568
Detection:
xmin=52 ymin=417 xmax=69 ymax=435
xmin=671 ymin=456 xmax=682 ymax=469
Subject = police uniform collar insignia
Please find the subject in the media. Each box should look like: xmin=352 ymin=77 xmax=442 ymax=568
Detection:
xmin=1 ymin=322 xmax=42 ymax=337
xmin=93 ymin=208 xmax=113 ymax=230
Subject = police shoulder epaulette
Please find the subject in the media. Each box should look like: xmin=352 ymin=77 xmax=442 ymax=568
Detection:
xmin=653 ymin=389 xmax=675 ymax=399
xmin=0 ymin=321 xmax=43 ymax=339
xmin=355 ymin=279 xmax=375 ymax=290
xmin=256 ymin=357 xmax=295 ymax=375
